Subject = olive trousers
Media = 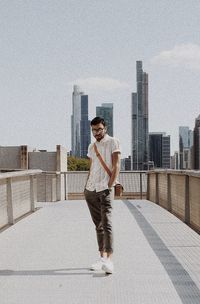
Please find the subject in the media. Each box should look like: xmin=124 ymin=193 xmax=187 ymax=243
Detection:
xmin=84 ymin=188 xmax=113 ymax=253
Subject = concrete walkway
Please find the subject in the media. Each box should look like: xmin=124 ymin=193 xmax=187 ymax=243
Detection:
xmin=0 ymin=199 xmax=200 ymax=304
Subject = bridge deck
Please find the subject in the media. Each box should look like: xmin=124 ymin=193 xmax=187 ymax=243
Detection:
xmin=0 ymin=199 xmax=200 ymax=304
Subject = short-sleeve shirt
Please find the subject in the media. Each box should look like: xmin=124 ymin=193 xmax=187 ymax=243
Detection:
xmin=86 ymin=134 xmax=121 ymax=192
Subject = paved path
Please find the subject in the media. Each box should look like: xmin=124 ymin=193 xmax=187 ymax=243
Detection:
xmin=0 ymin=199 xmax=200 ymax=304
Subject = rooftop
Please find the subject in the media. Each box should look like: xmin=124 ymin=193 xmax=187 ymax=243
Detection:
xmin=1 ymin=198 xmax=200 ymax=303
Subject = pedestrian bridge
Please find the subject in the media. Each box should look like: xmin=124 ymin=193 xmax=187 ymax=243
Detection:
xmin=1 ymin=198 xmax=200 ymax=304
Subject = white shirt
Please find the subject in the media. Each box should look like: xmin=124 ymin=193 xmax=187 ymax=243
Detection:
xmin=86 ymin=134 xmax=121 ymax=192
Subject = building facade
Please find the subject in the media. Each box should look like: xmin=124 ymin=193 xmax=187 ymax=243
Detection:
xmin=121 ymin=156 xmax=131 ymax=171
xmin=71 ymin=85 xmax=90 ymax=158
xmin=131 ymin=61 xmax=149 ymax=170
xmin=80 ymin=95 xmax=91 ymax=158
xmin=171 ymin=151 xmax=179 ymax=169
xmin=149 ymin=132 xmax=170 ymax=169
xmin=193 ymin=115 xmax=200 ymax=169
xmin=96 ymin=103 xmax=113 ymax=136
xmin=162 ymin=134 xmax=171 ymax=168
xmin=179 ymin=126 xmax=193 ymax=169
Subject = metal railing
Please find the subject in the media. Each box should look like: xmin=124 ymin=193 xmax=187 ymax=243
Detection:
xmin=65 ymin=171 xmax=147 ymax=200
xmin=0 ymin=169 xmax=148 ymax=229
xmin=147 ymin=169 xmax=200 ymax=233
xmin=0 ymin=170 xmax=42 ymax=229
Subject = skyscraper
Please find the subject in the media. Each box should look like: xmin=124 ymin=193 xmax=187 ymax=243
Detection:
xmin=131 ymin=61 xmax=149 ymax=170
xmin=193 ymin=115 xmax=200 ymax=169
xmin=80 ymin=95 xmax=91 ymax=158
xmin=179 ymin=126 xmax=193 ymax=169
xmin=149 ymin=132 xmax=171 ymax=169
xmin=149 ymin=133 xmax=162 ymax=168
xmin=162 ymin=134 xmax=171 ymax=168
xmin=96 ymin=103 xmax=113 ymax=136
xmin=71 ymin=85 xmax=90 ymax=158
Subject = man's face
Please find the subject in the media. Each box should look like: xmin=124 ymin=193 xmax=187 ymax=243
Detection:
xmin=91 ymin=123 xmax=107 ymax=141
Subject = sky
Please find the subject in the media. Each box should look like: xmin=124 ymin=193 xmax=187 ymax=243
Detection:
xmin=0 ymin=0 xmax=200 ymax=158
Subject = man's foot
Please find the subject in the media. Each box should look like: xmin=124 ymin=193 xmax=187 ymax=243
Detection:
xmin=90 ymin=257 xmax=106 ymax=271
xmin=102 ymin=258 xmax=114 ymax=274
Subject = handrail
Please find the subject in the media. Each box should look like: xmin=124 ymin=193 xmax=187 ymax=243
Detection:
xmin=147 ymin=169 xmax=200 ymax=233
xmin=147 ymin=169 xmax=200 ymax=178
xmin=0 ymin=169 xmax=42 ymax=180
xmin=0 ymin=169 xmax=41 ymax=230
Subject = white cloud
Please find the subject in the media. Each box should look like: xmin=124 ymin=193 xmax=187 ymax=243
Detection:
xmin=151 ymin=43 xmax=200 ymax=70
xmin=67 ymin=77 xmax=130 ymax=92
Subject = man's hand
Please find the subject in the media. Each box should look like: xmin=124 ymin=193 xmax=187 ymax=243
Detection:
xmin=108 ymin=152 xmax=120 ymax=188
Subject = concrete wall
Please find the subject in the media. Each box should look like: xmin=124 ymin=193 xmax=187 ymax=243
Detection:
xmin=56 ymin=145 xmax=67 ymax=172
xmin=29 ymin=152 xmax=57 ymax=171
xmin=0 ymin=146 xmax=21 ymax=169
xmin=56 ymin=145 xmax=67 ymax=201
xmin=0 ymin=145 xmax=68 ymax=202
xmin=0 ymin=145 xmax=68 ymax=173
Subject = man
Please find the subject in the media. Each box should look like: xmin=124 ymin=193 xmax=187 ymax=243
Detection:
xmin=84 ymin=116 xmax=121 ymax=274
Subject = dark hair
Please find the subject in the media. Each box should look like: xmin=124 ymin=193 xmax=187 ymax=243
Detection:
xmin=91 ymin=116 xmax=106 ymax=126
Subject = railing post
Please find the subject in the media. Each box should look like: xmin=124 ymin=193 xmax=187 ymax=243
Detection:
xmin=52 ymin=174 xmax=55 ymax=201
xmin=6 ymin=178 xmax=15 ymax=225
xmin=185 ymin=175 xmax=190 ymax=225
xmin=146 ymin=172 xmax=150 ymax=200
xmin=167 ymin=173 xmax=172 ymax=212
xmin=155 ymin=172 xmax=159 ymax=204
xmin=140 ymin=172 xmax=143 ymax=199
xmin=64 ymin=173 xmax=67 ymax=200
xmin=56 ymin=173 xmax=61 ymax=201
xmin=30 ymin=175 xmax=37 ymax=212
xmin=45 ymin=173 xmax=47 ymax=202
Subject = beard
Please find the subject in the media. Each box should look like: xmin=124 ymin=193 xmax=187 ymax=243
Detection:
xmin=95 ymin=133 xmax=105 ymax=141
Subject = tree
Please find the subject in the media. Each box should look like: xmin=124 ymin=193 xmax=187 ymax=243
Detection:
xmin=67 ymin=156 xmax=90 ymax=171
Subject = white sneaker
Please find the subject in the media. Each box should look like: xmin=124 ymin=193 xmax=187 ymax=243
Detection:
xmin=90 ymin=257 xmax=106 ymax=271
xmin=102 ymin=258 xmax=114 ymax=274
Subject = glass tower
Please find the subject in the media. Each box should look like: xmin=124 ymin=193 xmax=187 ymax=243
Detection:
xmin=179 ymin=126 xmax=193 ymax=169
xmin=194 ymin=115 xmax=200 ymax=169
xmin=71 ymin=85 xmax=90 ymax=158
xmin=80 ymin=95 xmax=91 ymax=158
xmin=131 ymin=61 xmax=149 ymax=170
xmin=149 ymin=132 xmax=171 ymax=169
xmin=96 ymin=103 xmax=113 ymax=136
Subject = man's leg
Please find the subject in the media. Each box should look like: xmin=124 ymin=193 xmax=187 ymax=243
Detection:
xmin=99 ymin=189 xmax=113 ymax=255
xmin=84 ymin=189 xmax=104 ymax=254
xmin=98 ymin=189 xmax=114 ymax=274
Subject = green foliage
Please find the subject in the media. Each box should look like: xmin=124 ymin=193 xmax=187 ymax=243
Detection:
xmin=67 ymin=156 xmax=90 ymax=171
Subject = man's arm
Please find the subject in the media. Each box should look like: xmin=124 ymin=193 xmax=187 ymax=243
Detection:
xmin=108 ymin=152 xmax=121 ymax=188
xmin=85 ymin=158 xmax=92 ymax=186
xmin=88 ymin=158 xmax=92 ymax=178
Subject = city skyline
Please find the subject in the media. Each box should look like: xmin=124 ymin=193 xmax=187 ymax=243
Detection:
xmin=0 ymin=1 xmax=200 ymax=158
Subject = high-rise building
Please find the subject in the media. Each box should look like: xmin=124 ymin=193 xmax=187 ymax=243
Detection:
xmin=96 ymin=103 xmax=113 ymax=136
xmin=162 ymin=134 xmax=171 ymax=168
xmin=120 ymin=156 xmax=131 ymax=171
xmin=171 ymin=151 xmax=179 ymax=169
xmin=71 ymin=85 xmax=90 ymax=158
xmin=131 ymin=61 xmax=149 ymax=170
xmin=80 ymin=95 xmax=91 ymax=158
xmin=193 ymin=115 xmax=200 ymax=169
xmin=179 ymin=126 xmax=193 ymax=169
xmin=149 ymin=133 xmax=162 ymax=168
xmin=149 ymin=132 xmax=170 ymax=169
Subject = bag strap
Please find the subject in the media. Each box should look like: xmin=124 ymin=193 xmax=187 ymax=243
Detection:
xmin=93 ymin=143 xmax=112 ymax=178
